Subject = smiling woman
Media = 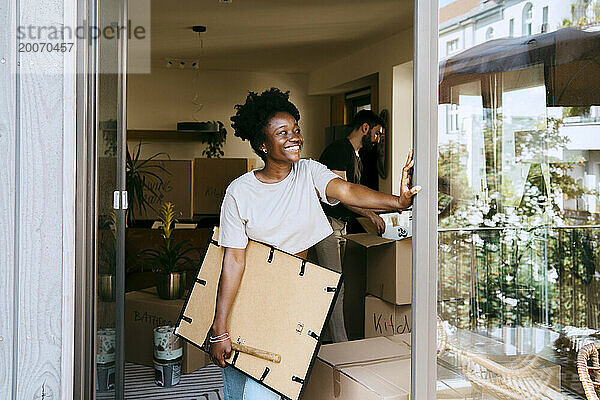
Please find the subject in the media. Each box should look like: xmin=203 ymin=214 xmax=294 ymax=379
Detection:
xmin=230 ymin=88 xmax=302 ymax=164
xmin=209 ymin=87 xmax=420 ymax=400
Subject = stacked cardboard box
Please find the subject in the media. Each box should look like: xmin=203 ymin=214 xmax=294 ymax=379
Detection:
xmin=124 ymin=289 xmax=211 ymax=373
xmin=136 ymin=160 xmax=194 ymax=220
xmin=118 ymin=157 xmax=257 ymax=220
xmin=193 ymin=158 xmax=257 ymax=215
xmin=364 ymin=295 xmax=411 ymax=338
xmin=343 ymin=218 xmax=412 ymax=339
xmin=303 ymin=335 xmax=473 ymax=399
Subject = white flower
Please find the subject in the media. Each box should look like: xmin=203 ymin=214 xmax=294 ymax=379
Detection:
xmin=472 ymin=234 xmax=484 ymax=247
xmin=467 ymin=212 xmax=484 ymax=225
xmin=504 ymin=297 xmax=518 ymax=307
xmin=518 ymin=231 xmax=530 ymax=242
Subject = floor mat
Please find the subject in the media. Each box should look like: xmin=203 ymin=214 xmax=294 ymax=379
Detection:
xmin=96 ymin=362 xmax=224 ymax=399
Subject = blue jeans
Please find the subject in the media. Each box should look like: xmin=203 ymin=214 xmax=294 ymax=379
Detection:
xmin=222 ymin=366 xmax=280 ymax=400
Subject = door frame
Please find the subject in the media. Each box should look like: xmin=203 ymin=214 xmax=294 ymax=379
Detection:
xmin=73 ymin=0 xmax=129 ymax=396
xmin=73 ymin=0 xmax=98 ymax=396
xmin=411 ymin=0 xmax=439 ymax=397
xmin=72 ymin=0 xmax=440 ymax=397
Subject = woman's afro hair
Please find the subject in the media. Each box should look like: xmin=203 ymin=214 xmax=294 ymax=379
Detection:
xmin=230 ymin=88 xmax=300 ymax=160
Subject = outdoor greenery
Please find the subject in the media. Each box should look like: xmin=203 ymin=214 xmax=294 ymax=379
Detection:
xmin=438 ymin=111 xmax=600 ymax=332
xmin=139 ymin=202 xmax=199 ymax=275
xmin=562 ymin=0 xmax=600 ymax=27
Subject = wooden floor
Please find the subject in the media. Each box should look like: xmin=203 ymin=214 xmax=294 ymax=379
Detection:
xmin=97 ymin=362 xmax=224 ymax=399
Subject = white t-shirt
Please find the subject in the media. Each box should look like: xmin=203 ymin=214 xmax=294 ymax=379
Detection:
xmin=218 ymin=159 xmax=341 ymax=254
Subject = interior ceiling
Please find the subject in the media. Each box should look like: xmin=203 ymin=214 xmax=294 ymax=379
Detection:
xmin=149 ymin=0 xmax=414 ymax=73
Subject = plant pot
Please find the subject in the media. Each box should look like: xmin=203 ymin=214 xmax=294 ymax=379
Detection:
xmin=181 ymin=270 xmax=196 ymax=293
xmin=156 ymin=272 xmax=185 ymax=300
xmin=98 ymin=274 xmax=116 ymax=302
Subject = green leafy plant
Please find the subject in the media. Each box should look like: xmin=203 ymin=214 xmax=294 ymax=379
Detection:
xmin=98 ymin=210 xmax=117 ymax=275
xmin=563 ymin=106 xmax=591 ymax=118
xmin=200 ymin=121 xmax=226 ymax=158
xmin=126 ymin=142 xmax=169 ymax=222
xmin=140 ymin=202 xmax=199 ymax=274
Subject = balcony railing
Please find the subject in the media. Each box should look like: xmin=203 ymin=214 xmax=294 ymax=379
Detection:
xmin=438 ymin=225 xmax=600 ymax=332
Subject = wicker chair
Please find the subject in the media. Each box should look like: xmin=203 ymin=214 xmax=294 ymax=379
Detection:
xmin=577 ymin=342 xmax=600 ymax=400
xmin=437 ymin=319 xmax=563 ymax=399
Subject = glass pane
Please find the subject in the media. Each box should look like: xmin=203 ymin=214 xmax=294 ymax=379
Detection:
xmin=96 ymin=0 xmax=124 ymax=396
xmin=438 ymin=2 xmax=600 ymax=399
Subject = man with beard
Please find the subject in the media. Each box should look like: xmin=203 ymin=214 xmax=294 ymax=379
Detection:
xmin=314 ymin=110 xmax=386 ymax=342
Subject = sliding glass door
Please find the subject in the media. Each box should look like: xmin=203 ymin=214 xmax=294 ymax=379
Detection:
xmin=95 ymin=0 xmax=128 ymax=398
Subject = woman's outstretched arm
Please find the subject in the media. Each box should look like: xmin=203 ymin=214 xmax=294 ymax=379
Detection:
xmin=325 ymin=149 xmax=420 ymax=211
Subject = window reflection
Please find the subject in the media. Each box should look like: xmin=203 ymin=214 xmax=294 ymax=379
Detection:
xmin=437 ymin=2 xmax=600 ymax=397
xmin=523 ymin=3 xmax=533 ymax=36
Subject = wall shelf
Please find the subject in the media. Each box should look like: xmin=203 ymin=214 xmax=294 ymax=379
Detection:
xmin=127 ymin=129 xmax=219 ymax=142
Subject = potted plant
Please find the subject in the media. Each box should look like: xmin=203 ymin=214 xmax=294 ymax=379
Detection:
xmin=98 ymin=211 xmax=117 ymax=302
xmin=140 ymin=202 xmax=199 ymax=299
xmin=200 ymin=121 xmax=226 ymax=158
xmin=126 ymin=142 xmax=169 ymax=223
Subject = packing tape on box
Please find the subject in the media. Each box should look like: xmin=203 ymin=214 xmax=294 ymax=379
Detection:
xmin=330 ymin=354 xmax=411 ymax=399
xmin=331 ymin=353 xmax=411 ymax=370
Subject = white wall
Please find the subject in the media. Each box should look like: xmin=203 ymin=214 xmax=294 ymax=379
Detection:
xmin=0 ymin=0 xmax=16 ymax=395
xmin=308 ymin=27 xmax=414 ymax=194
xmin=0 ymin=0 xmax=76 ymax=396
xmin=393 ymin=62 xmax=414 ymax=196
xmin=562 ymin=124 xmax=600 ymax=150
xmin=127 ymin=68 xmax=330 ymax=163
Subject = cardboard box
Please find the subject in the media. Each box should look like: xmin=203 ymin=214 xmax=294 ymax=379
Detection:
xmin=303 ymin=336 xmax=411 ymax=400
xmin=365 ymin=295 xmax=411 ymax=338
xmin=345 ymin=233 xmax=412 ymax=306
xmin=137 ymin=160 xmax=194 ymax=220
xmin=125 ymin=289 xmax=210 ymax=373
xmin=303 ymin=335 xmax=472 ymax=400
xmin=193 ymin=158 xmax=257 ymax=215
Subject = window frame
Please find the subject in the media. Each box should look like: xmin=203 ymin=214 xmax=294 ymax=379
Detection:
xmin=523 ymin=2 xmax=533 ymax=36
xmin=412 ymin=0 xmax=439 ymax=397
xmin=446 ymin=38 xmax=459 ymax=55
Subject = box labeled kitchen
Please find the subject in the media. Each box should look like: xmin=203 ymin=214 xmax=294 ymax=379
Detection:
xmin=364 ymin=295 xmax=411 ymax=338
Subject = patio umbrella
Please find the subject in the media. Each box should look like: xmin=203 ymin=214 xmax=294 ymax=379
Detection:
xmin=439 ymin=27 xmax=600 ymax=107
